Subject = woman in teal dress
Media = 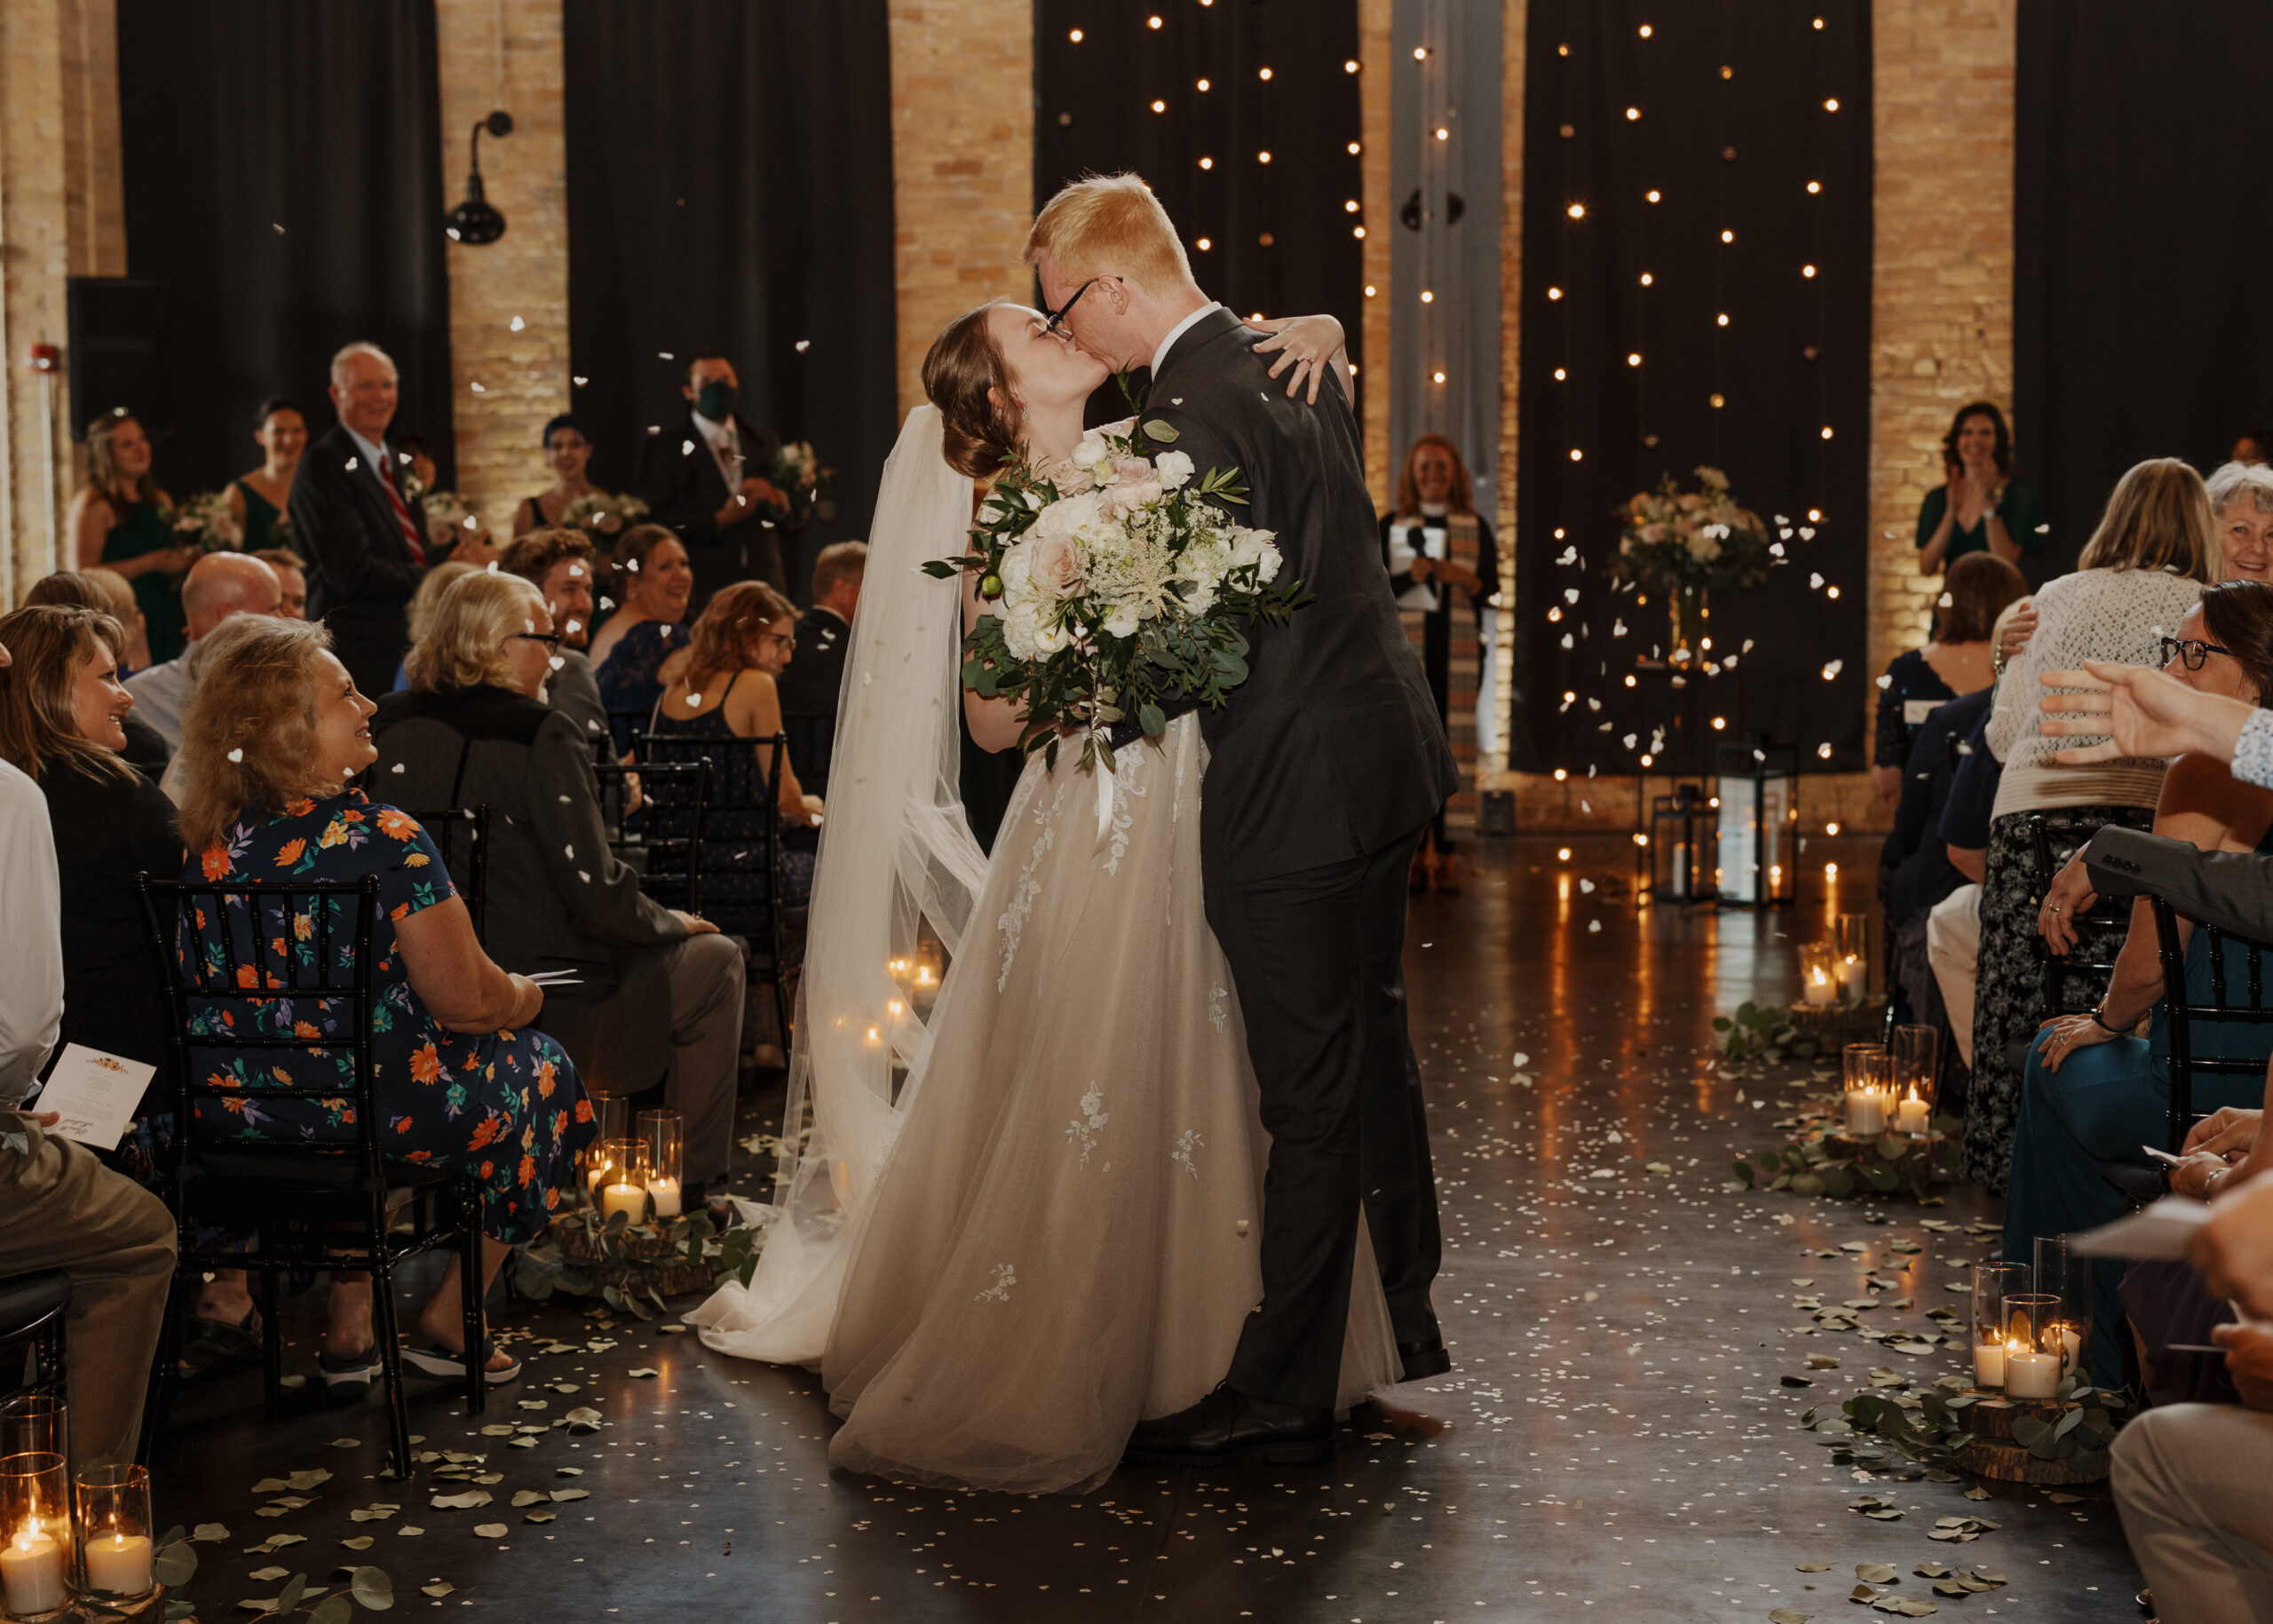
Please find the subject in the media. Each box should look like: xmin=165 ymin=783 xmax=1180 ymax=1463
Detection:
xmin=168 ymin=615 xmax=592 ymax=1381
xmin=1915 ymin=400 xmax=2045 ymax=576
xmin=69 ymin=412 xmax=194 ymax=661
xmin=226 ymin=395 xmax=306 ymax=554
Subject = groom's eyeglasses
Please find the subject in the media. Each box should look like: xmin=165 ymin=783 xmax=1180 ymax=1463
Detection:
xmin=1042 ymin=279 xmax=1100 ymax=336
xmin=2160 ymin=635 xmax=2233 ymax=671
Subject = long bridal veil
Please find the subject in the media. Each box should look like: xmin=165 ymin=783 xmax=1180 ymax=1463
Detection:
xmin=685 ymin=404 xmax=986 ymax=1364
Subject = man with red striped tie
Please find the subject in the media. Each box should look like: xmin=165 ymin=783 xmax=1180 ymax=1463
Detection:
xmin=289 ymin=341 xmax=499 ymax=696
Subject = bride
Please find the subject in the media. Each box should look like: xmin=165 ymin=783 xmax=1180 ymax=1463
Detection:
xmin=686 ymin=300 xmax=1399 ymax=1494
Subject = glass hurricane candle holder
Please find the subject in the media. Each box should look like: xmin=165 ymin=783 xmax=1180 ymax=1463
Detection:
xmin=1798 ymin=943 xmax=1839 ymax=1008
xmin=2032 ymin=1235 xmax=2090 ymax=1380
xmin=595 ymin=1137 xmax=652 ymax=1224
xmin=1971 ymin=1262 xmax=2028 ymax=1390
xmin=1890 ymin=1024 xmax=1936 ymax=1097
xmin=72 ymin=1463 xmax=152 ymax=1605
xmin=0 ymin=1400 xmax=62 ymax=1463
xmin=1841 ymin=1043 xmax=1892 ymax=1138
xmin=639 ymin=1110 xmax=685 ymax=1217
xmin=2000 ymin=1292 xmax=2065 ymax=1399
xmin=0 ymin=1452 xmax=73 ymax=1621
xmin=1834 ymin=913 xmax=1871 ymax=1003
xmin=584 ymin=1100 xmax=631 ymax=1196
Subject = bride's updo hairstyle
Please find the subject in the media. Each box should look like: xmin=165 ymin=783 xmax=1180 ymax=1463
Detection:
xmin=923 ymin=301 xmax=1019 ymax=481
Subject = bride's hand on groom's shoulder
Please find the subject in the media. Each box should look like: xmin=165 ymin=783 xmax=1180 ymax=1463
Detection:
xmin=1251 ymin=315 xmax=1346 ymax=404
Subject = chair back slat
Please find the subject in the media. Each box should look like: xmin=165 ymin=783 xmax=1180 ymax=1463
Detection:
xmin=637 ymin=732 xmax=788 ymax=928
xmin=594 ymin=758 xmax=709 ymax=913
xmin=2146 ymin=894 xmax=2273 ymax=1153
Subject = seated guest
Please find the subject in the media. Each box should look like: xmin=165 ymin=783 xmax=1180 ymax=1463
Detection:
xmin=2000 ymin=582 xmax=2273 ymax=1385
xmin=2209 ymin=458 xmax=2273 ymax=582
xmin=2230 ymin=426 xmax=2273 ymax=467
xmin=0 ymin=604 xmax=185 ymax=1153
xmin=123 ymin=551 xmax=284 ymax=749
xmin=25 ymin=572 xmax=167 ymax=775
xmin=0 ymin=661 xmax=177 ymax=1468
xmin=252 ymin=547 xmax=310 ymax=621
xmin=1926 ymin=696 xmax=2005 ymax=1081
xmin=392 ymin=558 xmax=480 ymax=692
xmin=1871 ymin=552 xmax=2026 ymax=805
xmin=172 ymin=616 xmax=590 ymax=1382
xmin=499 ymin=527 xmax=607 ymax=746
xmin=67 ymin=412 xmax=194 ymax=663
xmin=1885 ymin=685 xmax=1993 ymax=1042
xmin=371 ymin=572 xmax=744 ymax=1198
xmin=1915 ymin=400 xmax=2044 ymax=576
xmin=772 ymin=540 xmax=865 ymax=796
xmin=652 ymin=581 xmax=824 ymax=912
xmin=512 ymin=415 xmax=605 ymax=536
xmin=590 ymin=524 xmax=695 ymax=743
xmin=224 ymin=396 xmax=306 ymax=552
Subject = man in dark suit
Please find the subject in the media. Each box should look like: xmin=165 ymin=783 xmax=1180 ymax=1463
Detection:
xmin=636 ymin=354 xmax=789 ymax=609
xmin=772 ymin=540 xmax=864 ymax=799
xmin=289 ymin=342 xmax=497 ymax=696
xmin=1031 ymin=175 xmax=1458 ymax=1466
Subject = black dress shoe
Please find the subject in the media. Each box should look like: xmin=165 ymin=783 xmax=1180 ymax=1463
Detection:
xmin=1124 ymin=1387 xmax=1334 ymax=1468
xmin=1397 ymin=1335 xmax=1452 ymax=1382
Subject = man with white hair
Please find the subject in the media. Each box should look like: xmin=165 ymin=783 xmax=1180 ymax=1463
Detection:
xmin=289 ymin=341 xmax=497 ymax=695
xmin=123 ymin=551 xmax=282 ymax=749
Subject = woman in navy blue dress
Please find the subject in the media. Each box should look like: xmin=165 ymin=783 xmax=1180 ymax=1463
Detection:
xmin=170 ymin=617 xmax=594 ymax=1387
xmin=590 ymin=524 xmax=694 ymax=750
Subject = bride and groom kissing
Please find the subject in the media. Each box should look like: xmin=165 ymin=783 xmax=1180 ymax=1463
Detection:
xmin=686 ymin=174 xmax=1459 ymax=1494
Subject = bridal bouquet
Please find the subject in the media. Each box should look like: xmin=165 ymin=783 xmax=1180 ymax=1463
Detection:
xmin=765 ymin=440 xmax=836 ymax=527
xmin=1608 ymin=465 xmax=1774 ymax=597
xmin=925 ymin=420 xmax=1307 ymax=775
xmin=170 ymin=490 xmax=243 ymax=553
xmin=560 ymin=489 xmax=651 ymax=541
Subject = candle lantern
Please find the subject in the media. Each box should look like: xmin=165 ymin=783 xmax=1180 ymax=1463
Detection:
xmin=1 ymin=1452 xmax=72 ymax=1620
xmin=2000 ymin=1292 xmax=2065 ymax=1399
xmin=1889 ymin=1025 xmax=1937 ymax=1137
xmin=1834 ymin=913 xmax=1870 ymax=1004
xmin=1841 ymin=1043 xmax=1892 ymax=1138
xmin=1797 ymin=942 xmax=1839 ymax=1008
xmin=0 ymin=1400 xmax=62 ymax=1463
xmin=73 ymin=1463 xmax=153 ymax=1606
xmin=584 ymin=1099 xmax=631 ymax=1196
xmin=639 ymin=1110 xmax=685 ymax=1218
xmin=1970 ymin=1262 xmax=2028 ymax=1389
xmin=2031 ymin=1235 xmax=2090 ymax=1380
xmin=595 ymin=1137 xmax=652 ymax=1224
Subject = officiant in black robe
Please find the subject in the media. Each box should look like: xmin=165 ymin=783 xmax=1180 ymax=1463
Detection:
xmin=636 ymin=355 xmax=788 ymax=610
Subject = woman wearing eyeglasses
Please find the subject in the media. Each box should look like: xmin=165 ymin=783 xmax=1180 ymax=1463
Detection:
xmin=2000 ymin=580 xmax=2273 ymax=1386
xmin=369 ymin=570 xmax=748 ymax=1208
xmin=1964 ymin=458 xmax=2217 ymax=1196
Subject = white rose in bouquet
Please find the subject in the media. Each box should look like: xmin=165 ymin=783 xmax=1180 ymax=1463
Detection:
xmin=1072 ymin=436 xmax=1113 ymax=481
xmin=1102 ymin=601 xmax=1143 ymax=640
xmin=1153 ymin=449 xmax=1195 ymax=489
xmin=1231 ymin=527 xmax=1282 ymax=583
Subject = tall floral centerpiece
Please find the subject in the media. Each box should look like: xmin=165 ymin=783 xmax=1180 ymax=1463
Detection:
xmin=1608 ymin=466 xmax=1773 ymax=662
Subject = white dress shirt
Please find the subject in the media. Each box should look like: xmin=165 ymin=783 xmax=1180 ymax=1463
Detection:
xmin=1151 ymin=301 xmax=1224 ymax=378
xmin=693 ymin=409 xmax=743 ymax=492
xmin=0 ymin=758 xmax=63 ymax=1106
xmin=123 ymin=636 xmax=209 ymax=752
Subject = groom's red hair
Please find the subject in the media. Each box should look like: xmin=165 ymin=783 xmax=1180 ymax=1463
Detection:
xmin=1026 ymin=173 xmax=1194 ymax=297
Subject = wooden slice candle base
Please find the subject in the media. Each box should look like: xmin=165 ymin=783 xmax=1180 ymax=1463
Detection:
xmin=1955 ymin=1393 xmax=2111 ymax=1484
xmin=554 ymin=1218 xmax=717 ymax=1297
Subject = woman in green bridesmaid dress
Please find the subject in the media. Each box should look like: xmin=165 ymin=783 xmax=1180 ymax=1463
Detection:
xmin=69 ymin=412 xmax=195 ymax=662
xmin=226 ymin=395 xmax=306 ymax=555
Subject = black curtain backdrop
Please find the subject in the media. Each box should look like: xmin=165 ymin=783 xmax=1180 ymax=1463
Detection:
xmin=1034 ymin=0 xmax=1365 ymax=423
xmin=116 ymin=0 xmax=453 ymax=488
xmin=2016 ymin=2 xmax=2273 ymax=578
xmin=563 ymin=0 xmax=897 ymax=594
xmin=1515 ymin=2 xmax=1871 ymax=777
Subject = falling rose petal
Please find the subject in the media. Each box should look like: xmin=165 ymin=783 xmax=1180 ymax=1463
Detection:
xmin=390 ymin=762 xmax=406 ymax=774
xmin=795 ymin=339 xmax=812 ymax=353
xmin=510 ymin=315 xmax=526 ymax=331
xmin=227 ymin=748 xmax=244 ymax=762
xmin=550 ymin=656 xmax=566 ymax=670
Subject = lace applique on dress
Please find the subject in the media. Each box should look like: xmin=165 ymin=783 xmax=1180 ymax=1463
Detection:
xmin=1170 ymin=1129 xmax=1203 ymax=1181
xmin=1208 ymin=985 xmax=1228 ymax=1033
xmin=997 ymin=780 xmax=1068 ymax=990
xmin=1066 ymin=1083 xmax=1109 ymax=1168
xmin=972 ymin=1264 xmax=1017 ymax=1303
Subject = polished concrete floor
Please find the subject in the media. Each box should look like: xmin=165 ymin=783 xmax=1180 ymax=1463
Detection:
xmin=154 ymin=835 xmax=2144 ymax=1621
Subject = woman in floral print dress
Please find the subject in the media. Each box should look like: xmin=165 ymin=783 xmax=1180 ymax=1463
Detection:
xmin=170 ymin=617 xmax=593 ymax=1388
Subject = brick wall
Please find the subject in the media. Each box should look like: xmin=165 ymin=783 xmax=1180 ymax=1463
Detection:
xmin=1357 ymin=0 xmax=1391 ymax=503
xmin=887 ymin=0 xmax=1034 ymax=416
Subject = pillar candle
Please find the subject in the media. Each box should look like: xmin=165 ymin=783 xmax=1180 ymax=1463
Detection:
xmin=1803 ymin=968 xmax=1836 ymax=1008
xmin=2003 ymin=1345 xmax=2060 ymax=1398
xmin=2056 ymin=1324 xmax=2082 ymax=1376
xmin=1972 ymin=1339 xmax=2005 ymax=1389
xmin=1897 ymin=1093 xmax=1932 ymax=1135
xmin=82 ymin=1532 xmax=152 ymax=1596
xmin=1 ymin=1524 xmax=67 ymax=1614
xmin=600 ymin=1182 xmax=645 ymax=1224
xmin=1838 ymin=955 xmax=1867 ymax=1000
xmin=1845 ymin=1089 xmax=1886 ymax=1138
xmin=646 ymin=1176 xmax=682 ymax=1218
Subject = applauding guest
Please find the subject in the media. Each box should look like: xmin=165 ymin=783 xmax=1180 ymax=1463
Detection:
xmin=1916 ymin=400 xmax=2045 ymax=576
xmin=370 ymin=572 xmax=744 ymax=1196
xmin=68 ymin=412 xmax=193 ymax=663
xmin=225 ymin=397 xmax=306 ymax=554
xmin=512 ymin=415 xmax=605 ymax=536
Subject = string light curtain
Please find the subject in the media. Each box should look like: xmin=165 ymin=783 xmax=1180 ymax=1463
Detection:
xmin=2016 ymin=0 xmax=2273 ymax=577
xmin=1511 ymin=2 xmax=1870 ymax=778
xmin=1035 ymin=0 xmax=1366 ymax=418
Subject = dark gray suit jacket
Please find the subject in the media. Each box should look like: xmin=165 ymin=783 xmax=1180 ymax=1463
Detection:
xmin=1144 ymin=308 xmax=1455 ymax=883
xmin=2084 ymin=825 xmax=2273 ymax=944
xmin=291 ymin=421 xmax=429 ymax=696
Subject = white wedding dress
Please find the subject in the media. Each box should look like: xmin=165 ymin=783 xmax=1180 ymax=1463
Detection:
xmin=686 ymin=406 xmax=1398 ymax=1495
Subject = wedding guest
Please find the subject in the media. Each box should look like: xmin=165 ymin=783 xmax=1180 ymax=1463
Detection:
xmin=0 ymin=630 xmax=62 ymax=1104
xmin=369 ymin=572 xmax=743 ymax=1193
xmin=772 ymin=540 xmax=865 ymax=796
xmin=123 ymin=551 xmax=283 ymax=750
xmin=1926 ymin=694 xmax=2007 ymax=1077
xmin=1915 ymin=400 xmax=2045 ymax=575
xmin=1884 ymin=686 xmax=1992 ymax=1040
xmin=67 ymin=411 xmax=193 ymax=662
xmin=651 ymin=580 xmax=823 ymax=912
xmin=636 ymin=355 xmax=788 ymax=603
xmin=0 ymin=605 xmax=184 ymax=1137
xmin=590 ymin=524 xmax=695 ymax=744
xmin=2208 ymin=459 xmax=2273 ymax=582
xmin=500 ymin=528 xmax=607 ymax=746
xmin=1965 ymin=457 xmax=2215 ymax=1192
xmin=1870 ymin=552 xmax=2027 ymax=805
xmin=1380 ymin=434 xmax=1498 ymax=892
xmin=223 ymin=396 xmax=306 ymax=553
xmin=171 ymin=615 xmax=590 ymax=1385
xmin=512 ymin=415 xmax=605 ymax=536
xmin=23 ymin=573 xmax=168 ymax=776
xmin=2001 ymin=582 xmax=2273 ymax=1383
xmin=2231 ymin=427 xmax=2273 ymax=467
xmin=393 ymin=560 xmax=480 ymax=692
xmin=253 ymin=547 xmax=309 ymax=620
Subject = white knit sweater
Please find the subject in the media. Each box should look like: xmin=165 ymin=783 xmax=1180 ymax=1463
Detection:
xmin=1986 ymin=566 xmax=2205 ymax=819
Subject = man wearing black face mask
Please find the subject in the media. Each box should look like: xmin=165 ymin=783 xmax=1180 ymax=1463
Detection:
xmin=636 ymin=354 xmax=788 ymax=609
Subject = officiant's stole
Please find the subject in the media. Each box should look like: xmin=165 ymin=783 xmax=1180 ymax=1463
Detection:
xmin=1397 ymin=512 xmax=1480 ymax=833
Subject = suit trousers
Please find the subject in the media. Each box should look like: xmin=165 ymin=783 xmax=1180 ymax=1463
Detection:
xmin=1208 ymin=827 xmax=1442 ymax=1410
xmin=0 ymin=1114 xmax=177 ymax=1465
xmin=664 ymin=934 xmax=748 ymax=1187
xmin=2113 ymin=1402 xmax=2273 ymax=1624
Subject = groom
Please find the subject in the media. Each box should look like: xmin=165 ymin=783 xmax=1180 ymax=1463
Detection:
xmin=1028 ymin=175 xmax=1458 ymax=1465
